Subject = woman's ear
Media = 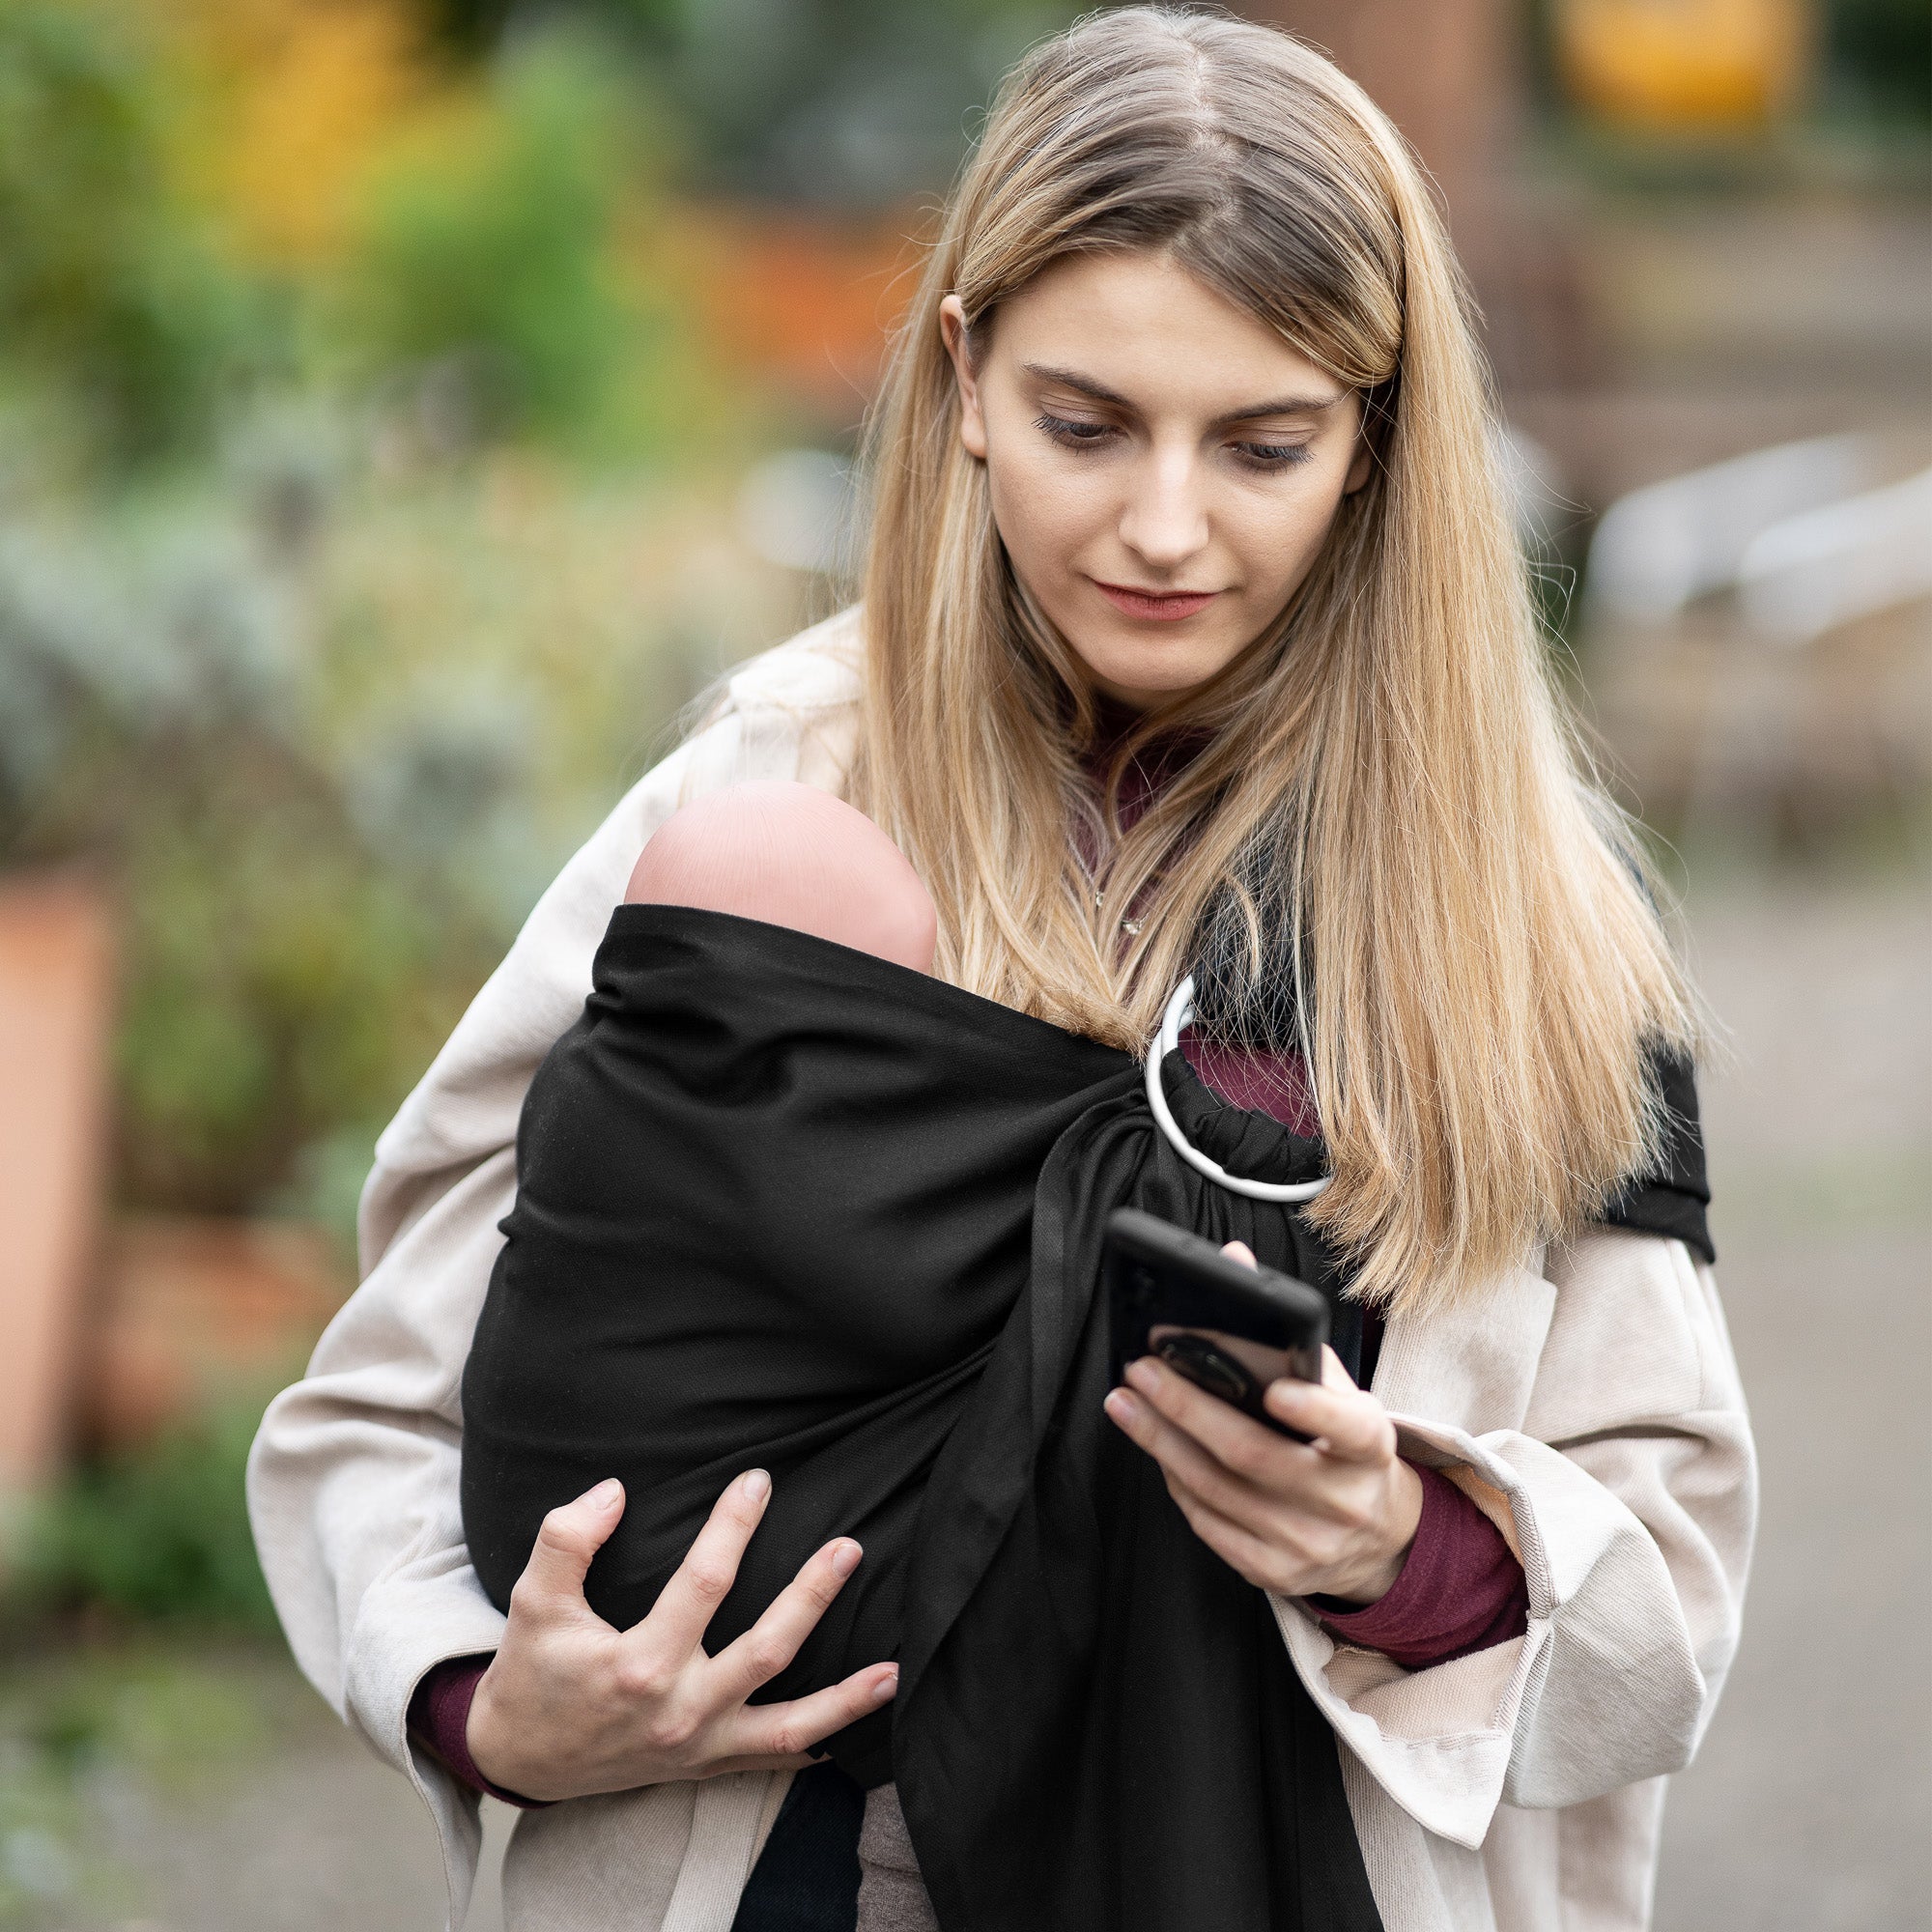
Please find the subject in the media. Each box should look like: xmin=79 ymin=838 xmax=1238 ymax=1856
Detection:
xmin=939 ymin=295 xmax=988 ymax=461
xmin=1345 ymin=383 xmax=1391 ymax=496
xmin=1344 ymin=422 xmax=1375 ymax=496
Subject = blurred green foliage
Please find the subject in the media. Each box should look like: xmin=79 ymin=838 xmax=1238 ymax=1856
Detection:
xmin=430 ymin=0 xmax=1075 ymax=207
xmin=0 ymin=488 xmax=502 ymax=1211
xmin=1824 ymin=0 xmax=1932 ymax=125
xmin=0 ymin=443 xmax=765 ymax=1211
xmin=0 ymin=1 xmax=732 ymax=470
xmin=113 ymin=761 xmax=495 ymax=1209
xmin=341 ymin=38 xmax=646 ymax=442
xmin=334 ymin=26 xmax=731 ymax=458
xmin=6 ymin=1404 xmax=278 ymax=1631
xmin=0 ymin=2 xmax=274 ymax=466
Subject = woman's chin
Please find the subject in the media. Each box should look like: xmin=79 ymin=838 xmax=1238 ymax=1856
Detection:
xmin=1074 ymin=645 xmax=1243 ymax=710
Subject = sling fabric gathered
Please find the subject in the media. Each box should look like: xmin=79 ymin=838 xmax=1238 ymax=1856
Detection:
xmin=460 ymin=903 xmax=1711 ymax=1932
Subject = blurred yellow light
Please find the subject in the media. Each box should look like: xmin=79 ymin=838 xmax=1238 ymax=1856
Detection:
xmin=1553 ymin=0 xmax=1813 ymax=128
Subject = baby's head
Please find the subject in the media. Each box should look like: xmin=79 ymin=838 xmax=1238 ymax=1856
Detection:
xmin=625 ymin=781 xmax=936 ymax=975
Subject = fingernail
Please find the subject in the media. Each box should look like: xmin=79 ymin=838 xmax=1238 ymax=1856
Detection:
xmin=1104 ymin=1388 xmax=1140 ymax=1426
xmin=873 ymin=1667 xmax=899 ymax=1703
xmin=1126 ymin=1356 xmax=1162 ymax=1393
xmin=742 ymin=1468 xmax=771 ymax=1502
xmin=587 ymin=1478 xmax=622 ymax=1509
xmin=830 ymin=1539 xmax=862 ymax=1577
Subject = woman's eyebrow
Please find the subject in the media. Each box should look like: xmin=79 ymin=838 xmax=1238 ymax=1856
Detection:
xmin=1020 ymin=363 xmax=1136 ymax=409
xmin=1020 ymin=361 xmax=1347 ymax=423
xmin=1218 ymin=390 xmax=1348 ymax=424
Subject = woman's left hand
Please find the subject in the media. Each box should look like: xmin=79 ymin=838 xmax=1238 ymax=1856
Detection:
xmin=1103 ymin=1242 xmax=1424 ymax=1605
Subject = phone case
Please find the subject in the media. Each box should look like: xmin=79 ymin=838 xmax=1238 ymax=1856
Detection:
xmin=1104 ymin=1208 xmax=1327 ymax=1435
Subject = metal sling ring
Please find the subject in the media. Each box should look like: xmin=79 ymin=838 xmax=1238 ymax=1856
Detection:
xmin=1144 ymin=975 xmax=1334 ymax=1204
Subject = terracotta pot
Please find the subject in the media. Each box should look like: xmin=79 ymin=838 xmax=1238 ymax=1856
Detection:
xmin=80 ymin=1216 xmax=351 ymax=1451
xmin=0 ymin=870 xmax=115 ymax=1496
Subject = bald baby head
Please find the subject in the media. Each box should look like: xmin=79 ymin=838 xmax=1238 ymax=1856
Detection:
xmin=624 ymin=781 xmax=936 ymax=975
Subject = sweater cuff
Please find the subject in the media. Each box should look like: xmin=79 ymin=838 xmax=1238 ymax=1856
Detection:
xmin=407 ymin=1655 xmax=553 ymax=1809
xmin=1310 ymin=1462 xmax=1529 ymax=1670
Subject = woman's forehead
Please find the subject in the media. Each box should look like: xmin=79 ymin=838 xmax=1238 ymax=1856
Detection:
xmin=986 ymin=251 xmax=1349 ymax=423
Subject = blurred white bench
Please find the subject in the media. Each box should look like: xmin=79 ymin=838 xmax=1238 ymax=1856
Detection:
xmin=1582 ymin=435 xmax=1932 ymax=836
xmin=1738 ymin=465 xmax=1932 ymax=647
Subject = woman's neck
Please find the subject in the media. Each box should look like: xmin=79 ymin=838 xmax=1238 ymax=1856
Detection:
xmin=1081 ymin=698 xmax=1211 ymax=838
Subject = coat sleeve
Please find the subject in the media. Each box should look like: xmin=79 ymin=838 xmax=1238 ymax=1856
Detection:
xmin=1267 ymin=1227 xmax=1758 ymax=1850
xmin=244 ymin=644 xmax=857 ymax=1925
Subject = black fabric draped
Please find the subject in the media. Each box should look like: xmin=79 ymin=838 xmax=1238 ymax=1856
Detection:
xmin=462 ymin=905 xmax=1381 ymax=1932
xmin=459 ymin=903 xmax=1711 ymax=1932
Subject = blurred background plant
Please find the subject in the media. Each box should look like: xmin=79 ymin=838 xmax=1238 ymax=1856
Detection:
xmin=6 ymin=1404 xmax=277 ymax=1634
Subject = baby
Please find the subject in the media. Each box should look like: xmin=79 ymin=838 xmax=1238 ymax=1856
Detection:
xmin=455 ymin=770 xmax=1293 ymax=1898
xmin=622 ymin=779 xmax=936 ymax=973
xmin=463 ymin=777 xmax=945 ymax=1634
xmin=457 ymin=780 xmax=943 ymax=1857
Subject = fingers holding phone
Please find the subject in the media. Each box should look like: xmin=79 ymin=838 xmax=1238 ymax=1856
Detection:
xmin=1101 ymin=1210 xmax=1423 ymax=1604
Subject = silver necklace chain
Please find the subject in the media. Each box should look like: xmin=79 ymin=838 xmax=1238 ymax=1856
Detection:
xmin=1092 ymin=883 xmax=1143 ymax=936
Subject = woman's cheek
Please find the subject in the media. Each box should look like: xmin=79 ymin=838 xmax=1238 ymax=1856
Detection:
xmin=1230 ymin=508 xmax=1337 ymax=633
xmin=990 ymin=455 xmax=1095 ymax=583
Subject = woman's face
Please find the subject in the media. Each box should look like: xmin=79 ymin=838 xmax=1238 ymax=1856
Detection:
xmin=941 ymin=250 xmax=1372 ymax=710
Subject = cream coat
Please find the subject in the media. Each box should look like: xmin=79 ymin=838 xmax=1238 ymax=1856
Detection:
xmin=246 ymin=605 xmax=1757 ymax=1932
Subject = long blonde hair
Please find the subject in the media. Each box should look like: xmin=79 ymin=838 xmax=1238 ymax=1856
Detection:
xmin=852 ymin=4 xmax=1697 ymax=1312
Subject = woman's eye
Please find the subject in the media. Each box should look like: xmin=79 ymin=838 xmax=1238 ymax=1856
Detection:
xmin=1233 ymin=441 xmax=1315 ymax=470
xmin=1035 ymin=412 xmax=1116 ymax=449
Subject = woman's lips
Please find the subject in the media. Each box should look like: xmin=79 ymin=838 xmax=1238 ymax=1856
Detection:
xmin=1094 ymin=580 xmax=1220 ymax=622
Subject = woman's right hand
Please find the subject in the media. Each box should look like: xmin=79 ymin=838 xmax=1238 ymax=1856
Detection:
xmin=466 ymin=1469 xmax=898 ymax=1802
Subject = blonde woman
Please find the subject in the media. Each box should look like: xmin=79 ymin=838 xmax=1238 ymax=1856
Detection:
xmin=248 ymin=9 xmax=1755 ymax=1930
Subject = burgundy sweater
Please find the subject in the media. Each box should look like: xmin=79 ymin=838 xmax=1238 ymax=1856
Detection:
xmin=412 ymin=725 xmax=1527 ymax=1800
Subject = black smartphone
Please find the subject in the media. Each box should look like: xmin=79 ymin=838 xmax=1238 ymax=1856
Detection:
xmin=1104 ymin=1208 xmax=1328 ymax=1439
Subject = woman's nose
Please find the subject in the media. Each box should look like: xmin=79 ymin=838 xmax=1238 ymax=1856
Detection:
xmin=1117 ymin=450 xmax=1209 ymax=574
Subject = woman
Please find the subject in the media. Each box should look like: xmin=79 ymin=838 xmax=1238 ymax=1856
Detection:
xmin=247 ymin=10 xmax=1755 ymax=1930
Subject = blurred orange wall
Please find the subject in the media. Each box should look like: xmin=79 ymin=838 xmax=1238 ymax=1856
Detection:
xmin=683 ymin=206 xmax=924 ymax=424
